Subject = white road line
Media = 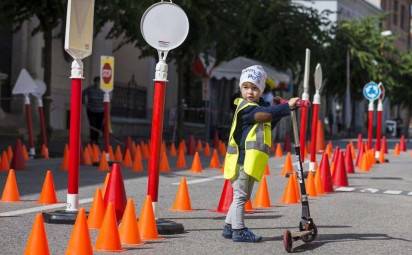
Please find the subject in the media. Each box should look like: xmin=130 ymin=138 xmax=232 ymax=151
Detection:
xmin=171 ymin=175 xmax=224 ymax=185
xmin=359 ymin=188 xmax=379 ymax=193
xmin=383 ymin=190 xmax=403 ymax=195
xmin=407 ymin=192 xmax=412 ymax=196
xmin=0 ymin=198 xmax=93 ymax=217
xmin=335 ymin=187 xmax=356 ymax=192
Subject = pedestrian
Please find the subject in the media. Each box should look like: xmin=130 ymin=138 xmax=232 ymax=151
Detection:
xmin=222 ymin=65 xmax=299 ymax=242
xmin=83 ymin=76 xmax=104 ymax=145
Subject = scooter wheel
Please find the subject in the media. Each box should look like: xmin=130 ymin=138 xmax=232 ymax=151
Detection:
xmin=283 ymin=230 xmax=293 ymax=253
xmin=301 ymin=223 xmax=317 ymax=243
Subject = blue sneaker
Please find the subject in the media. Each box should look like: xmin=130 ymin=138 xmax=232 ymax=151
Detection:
xmin=232 ymin=228 xmax=262 ymax=243
xmin=222 ymin=224 xmax=233 ymax=239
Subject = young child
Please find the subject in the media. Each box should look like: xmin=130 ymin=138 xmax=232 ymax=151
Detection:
xmin=222 ymin=65 xmax=299 ymax=242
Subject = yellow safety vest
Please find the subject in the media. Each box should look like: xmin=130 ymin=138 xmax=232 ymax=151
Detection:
xmin=224 ymin=98 xmax=272 ymax=181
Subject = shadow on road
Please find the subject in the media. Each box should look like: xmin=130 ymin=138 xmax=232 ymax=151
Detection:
xmin=292 ymin=233 xmax=412 ymax=253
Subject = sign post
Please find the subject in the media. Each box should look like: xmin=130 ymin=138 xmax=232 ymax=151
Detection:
xmin=34 ymin=80 xmax=48 ymax=148
xmin=375 ymin=83 xmax=385 ymax=161
xmin=12 ymin=69 xmax=38 ymax=158
xmin=141 ymin=1 xmax=188 ymax=234
xmin=309 ymin=64 xmax=322 ymax=172
xmin=100 ymin=56 xmax=114 ymax=158
xmin=44 ymin=0 xmax=95 ymax=224
xmin=363 ymin=81 xmax=381 ymax=150
xmin=300 ymin=49 xmax=310 ymax=157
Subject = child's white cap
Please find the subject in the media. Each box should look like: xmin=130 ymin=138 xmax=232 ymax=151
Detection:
xmin=239 ymin=65 xmax=267 ymax=92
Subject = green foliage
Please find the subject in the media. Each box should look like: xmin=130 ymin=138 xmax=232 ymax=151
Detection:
xmin=323 ymin=16 xmax=398 ymax=100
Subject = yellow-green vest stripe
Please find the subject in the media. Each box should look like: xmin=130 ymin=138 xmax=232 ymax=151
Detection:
xmin=224 ymin=98 xmax=272 ymax=181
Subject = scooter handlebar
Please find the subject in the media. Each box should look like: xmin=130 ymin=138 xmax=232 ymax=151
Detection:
xmin=273 ymin=97 xmax=311 ymax=108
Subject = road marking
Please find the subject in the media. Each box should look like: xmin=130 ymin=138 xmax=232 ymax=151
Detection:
xmin=359 ymin=188 xmax=379 ymax=193
xmin=171 ymin=175 xmax=224 ymax=185
xmin=0 ymin=198 xmax=93 ymax=217
xmin=408 ymin=192 xmax=412 ymax=196
xmin=335 ymin=187 xmax=356 ymax=192
xmin=383 ymin=190 xmax=403 ymax=195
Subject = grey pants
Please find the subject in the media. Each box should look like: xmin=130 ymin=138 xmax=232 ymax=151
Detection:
xmin=225 ymin=166 xmax=255 ymax=229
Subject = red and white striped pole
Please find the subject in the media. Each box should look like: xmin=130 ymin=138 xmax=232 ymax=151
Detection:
xmin=103 ymin=92 xmax=110 ymax=159
xmin=309 ymin=64 xmax=322 ymax=172
xmin=148 ymin=53 xmax=168 ymax=213
xmin=67 ymin=59 xmax=83 ymax=211
xmin=24 ymin=95 xmax=35 ymax=158
xmin=37 ymin=98 xmax=48 ymax=147
xmin=367 ymin=100 xmax=374 ymax=150
xmin=299 ymin=49 xmax=310 ymax=157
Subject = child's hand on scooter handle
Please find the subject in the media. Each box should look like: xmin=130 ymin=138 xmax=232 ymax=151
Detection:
xmin=273 ymin=97 xmax=310 ymax=109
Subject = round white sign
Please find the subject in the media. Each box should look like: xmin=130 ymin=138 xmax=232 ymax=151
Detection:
xmin=140 ymin=2 xmax=189 ymax=52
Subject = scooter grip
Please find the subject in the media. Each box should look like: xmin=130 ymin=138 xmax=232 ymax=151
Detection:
xmin=273 ymin=97 xmax=311 ymax=108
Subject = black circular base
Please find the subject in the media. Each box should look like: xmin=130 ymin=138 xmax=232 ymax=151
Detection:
xmin=43 ymin=210 xmax=84 ymax=225
xmin=157 ymin=219 xmax=184 ymax=235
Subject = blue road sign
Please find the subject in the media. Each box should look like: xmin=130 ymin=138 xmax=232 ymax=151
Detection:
xmin=363 ymin=81 xmax=381 ymax=101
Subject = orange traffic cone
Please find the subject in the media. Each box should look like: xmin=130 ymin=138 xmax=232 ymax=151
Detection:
xmin=264 ymin=164 xmax=271 ymax=175
xmin=142 ymin=143 xmax=150 ymax=160
xmin=170 ymin=177 xmax=192 ymax=212
xmin=123 ymin=149 xmax=133 ymax=168
xmin=131 ymin=151 xmax=143 ymax=173
xmin=37 ymin=170 xmax=58 ymax=204
xmin=204 ymin=143 xmax=211 ymax=157
xmin=65 ymin=208 xmax=93 ymax=255
xmin=1 ymin=169 xmax=20 ymax=202
xmin=176 ymin=146 xmax=186 ymax=169
xmin=101 ymin=173 xmax=111 ymax=198
xmin=98 ymin=153 xmax=109 ymax=171
xmin=394 ymin=143 xmax=400 ymax=156
xmin=281 ymin=153 xmax=295 ymax=176
xmin=119 ymin=199 xmax=144 ymax=246
xmin=108 ymin=146 xmax=115 ymax=161
xmin=219 ymin=142 xmax=227 ymax=157
xmin=280 ymin=173 xmax=299 ymax=204
xmin=274 ymin=143 xmax=283 ymax=157
xmin=95 ymin=202 xmax=123 ymax=252
xmin=0 ymin=151 xmax=10 ymax=171
xmin=253 ymin=176 xmax=271 ymax=208
xmin=7 ymin=145 xmax=13 ymax=160
xmin=245 ymin=199 xmax=254 ymax=212
xmin=115 ymin=145 xmax=123 ymax=161
xmin=190 ymin=152 xmax=203 ymax=173
xmin=316 ymin=119 xmax=326 ymax=152
xmin=378 ymin=146 xmax=385 ymax=163
xmin=159 ymin=149 xmax=171 ymax=173
xmin=60 ymin=145 xmax=69 ymax=171
xmin=139 ymin=195 xmax=162 ymax=241
xmin=87 ymin=189 xmax=106 ymax=229
xmin=209 ymin=149 xmax=220 ymax=168
xmin=314 ymin=167 xmax=324 ymax=195
xmin=305 ymin=171 xmax=317 ymax=197
xmin=82 ymin=147 xmax=92 ymax=166
xmin=22 ymin=144 xmax=29 ymax=161
xmin=170 ymin=143 xmax=177 ymax=157
xmin=24 ymin=213 xmax=50 ymax=255
xmin=196 ymin=139 xmax=203 ymax=152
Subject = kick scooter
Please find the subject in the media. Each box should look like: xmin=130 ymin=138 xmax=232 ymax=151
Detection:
xmin=281 ymin=100 xmax=318 ymax=253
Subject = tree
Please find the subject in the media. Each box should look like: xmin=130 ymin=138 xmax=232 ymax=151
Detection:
xmin=0 ymin=0 xmax=111 ymax=132
xmin=323 ymin=16 xmax=397 ymax=99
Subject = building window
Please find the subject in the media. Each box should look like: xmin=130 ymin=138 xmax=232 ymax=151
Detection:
xmin=400 ymin=5 xmax=406 ymax=30
xmin=393 ymin=0 xmax=398 ymax=26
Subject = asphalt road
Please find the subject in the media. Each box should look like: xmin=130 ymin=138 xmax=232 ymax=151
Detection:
xmin=0 ymin=146 xmax=412 ymax=254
